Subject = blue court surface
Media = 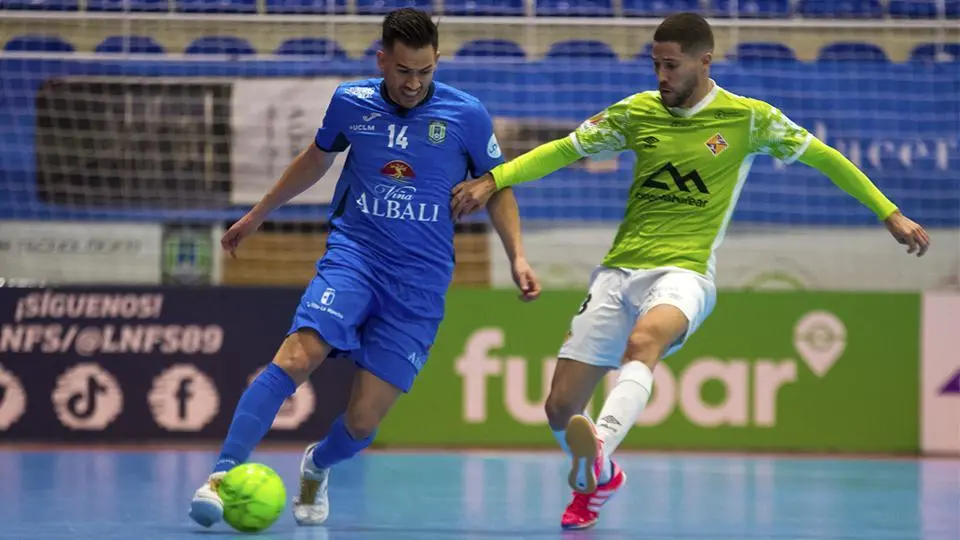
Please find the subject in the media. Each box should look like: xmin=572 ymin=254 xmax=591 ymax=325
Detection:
xmin=0 ymin=448 xmax=958 ymax=540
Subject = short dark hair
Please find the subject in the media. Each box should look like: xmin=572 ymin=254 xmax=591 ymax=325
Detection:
xmin=653 ymin=12 xmax=714 ymax=55
xmin=382 ymin=8 xmax=439 ymax=51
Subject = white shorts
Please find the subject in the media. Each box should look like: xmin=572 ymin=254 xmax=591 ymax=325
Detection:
xmin=557 ymin=266 xmax=717 ymax=369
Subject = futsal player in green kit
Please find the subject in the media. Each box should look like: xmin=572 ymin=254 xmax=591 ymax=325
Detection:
xmin=451 ymin=12 xmax=930 ymax=531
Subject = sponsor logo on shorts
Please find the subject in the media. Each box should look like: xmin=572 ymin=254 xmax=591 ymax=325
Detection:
xmin=381 ymin=160 xmax=416 ymax=182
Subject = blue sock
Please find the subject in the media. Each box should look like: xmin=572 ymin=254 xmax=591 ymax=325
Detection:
xmin=213 ymin=363 xmax=297 ymax=473
xmin=311 ymin=415 xmax=375 ymax=470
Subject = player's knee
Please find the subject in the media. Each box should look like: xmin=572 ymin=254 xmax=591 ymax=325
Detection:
xmin=623 ymin=329 xmax=664 ymax=368
xmin=544 ymin=391 xmax=579 ymax=431
xmin=343 ymin=407 xmax=380 ymax=441
xmin=272 ymin=331 xmax=329 ymax=385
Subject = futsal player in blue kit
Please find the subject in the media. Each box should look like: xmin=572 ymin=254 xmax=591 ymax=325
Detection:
xmin=189 ymin=8 xmax=541 ymax=528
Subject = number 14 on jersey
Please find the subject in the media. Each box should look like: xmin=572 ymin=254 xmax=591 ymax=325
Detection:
xmin=387 ymin=124 xmax=409 ymax=150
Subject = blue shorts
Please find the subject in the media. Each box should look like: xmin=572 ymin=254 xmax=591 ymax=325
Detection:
xmin=287 ymin=250 xmax=445 ymax=393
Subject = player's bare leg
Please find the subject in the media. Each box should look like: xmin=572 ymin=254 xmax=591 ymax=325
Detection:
xmin=558 ymin=305 xmax=689 ymax=530
xmin=190 ymin=330 xmax=331 ymax=527
xmin=544 ymin=360 xmax=609 ymax=491
xmin=592 ymin=304 xmax=688 ymax=479
xmin=294 ymin=367 xmax=403 ymax=526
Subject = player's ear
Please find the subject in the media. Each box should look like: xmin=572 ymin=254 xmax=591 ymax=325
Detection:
xmin=701 ymin=50 xmax=712 ymax=68
xmin=376 ymin=49 xmax=386 ymax=72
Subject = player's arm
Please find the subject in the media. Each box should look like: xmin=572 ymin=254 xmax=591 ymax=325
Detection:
xmin=452 ymin=99 xmax=631 ymax=219
xmin=460 ymin=101 xmax=541 ymax=301
xmin=753 ymin=100 xmax=929 ymax=256
xmin=247 ymin=145 xmax=338 ymax=221
xmin=796 ymin=138 xmax=929 ymax=256
xmin=221 ymin=89 xmax=349 ymax=257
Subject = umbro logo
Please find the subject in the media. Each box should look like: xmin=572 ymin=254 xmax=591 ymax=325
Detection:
xmin=639 ymin=136 xmax=659 ymax=148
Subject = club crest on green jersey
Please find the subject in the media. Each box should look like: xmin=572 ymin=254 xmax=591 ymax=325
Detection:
xmin=705 ymin=133 xmax=729 ymax=156
xmin=428 ymin=120 xmax=446 ymax=144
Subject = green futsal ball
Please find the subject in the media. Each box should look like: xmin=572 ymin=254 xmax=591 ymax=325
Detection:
xmin=218 ymin=463 xmax=287 ymax=533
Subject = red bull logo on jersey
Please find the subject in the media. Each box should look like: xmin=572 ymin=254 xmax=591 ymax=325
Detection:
xmin=380 ymin=160 xmax=416 ymax=182
xmin=705 ymin=133 xmax=729 ymax=156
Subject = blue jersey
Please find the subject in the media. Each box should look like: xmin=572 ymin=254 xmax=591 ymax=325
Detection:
xmin=314 ymin=78 xmax=504 ymax=293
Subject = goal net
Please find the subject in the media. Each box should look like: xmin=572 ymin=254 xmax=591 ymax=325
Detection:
xmin=0 ymin=7 xmax=957 ymax=292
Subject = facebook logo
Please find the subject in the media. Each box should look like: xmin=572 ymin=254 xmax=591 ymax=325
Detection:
xmin=148 ymin=364 xmax=219 ymax=432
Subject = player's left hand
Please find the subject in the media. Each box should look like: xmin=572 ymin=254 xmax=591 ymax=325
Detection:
xmin=451 ymin=174 xmax=498 ymax=220
xmin=512 ymin=257 xmax=542 ymax=302
xmin=884 ymin=211 xmax=930 ymax=257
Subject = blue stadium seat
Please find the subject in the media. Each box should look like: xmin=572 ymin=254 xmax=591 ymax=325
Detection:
xmin=710 ymin=0 xmax=790 ymax=18
xmin=636 ymin=42 xmax=654 ymax=60
xmin=185 ymin=36 xmax=256 ymax=55
xmin=536 ymin=0 xmax=613 ymax=17
xmin=909 ymin=43 xmax=960 ymax=62
xmin=454 ymin=39 xmax=525 ymax=58
xmin=728 ymin=42 xmax=796 ymax=63
xmin=176 ymin=0 xmax=256 ymax=12
xmin=4 ymin=35 xmax=74 ymax=52
xmin=86 ymin=0 xmax=168 ymax=10
xmin=443 ymin=0 xmax=524 ymax=16
xmin=947 ymin=0 xmax=959 ymax=17
xmin=264 ymin=0 xmax=347 ymax=14
xmin=275 ymin=37 xmax=347 ymax=57
xmin=355 ymin=0 xmax=431 ymax=15
xmin=1 ymin=0 xmax=77 ymax=10
xmin=95 ymin=35 xmax=166 ymax=54
xmin=546 ymin=40 xmax=618 ymax=60
xmin=818 ymin=42 xmax=888 ymax=62
xmin=797 ymin=0 xmax=882 ymax=18
xmin=888 ymin=0 xmax=938 ymax=18
xmin=364 ymin=39 xmax=382 ymax=57
xmin=622 ymin=0 xmax=701 ymax=17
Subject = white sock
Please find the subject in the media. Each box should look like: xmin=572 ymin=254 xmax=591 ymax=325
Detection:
xmin=552 ymin=429 xmax=570 ymax=455
xmin=595 ymin=361 xmax=654 ymax=483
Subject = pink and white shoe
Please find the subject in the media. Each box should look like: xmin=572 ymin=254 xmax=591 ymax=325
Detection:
xmin=561 ymin=415 xmax=627 ymax=530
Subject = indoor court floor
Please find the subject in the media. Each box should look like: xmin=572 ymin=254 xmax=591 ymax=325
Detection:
xmin=0 ymin=448 xmax=957 ymax=539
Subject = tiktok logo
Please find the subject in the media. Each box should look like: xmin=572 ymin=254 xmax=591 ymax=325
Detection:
xmin=51 ymin=363 xmax=123 ymax=430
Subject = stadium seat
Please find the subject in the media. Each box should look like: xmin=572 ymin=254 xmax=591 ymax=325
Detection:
xmin=728 ymin=42 xmax=796 ymax=63
xmin=888 ymin=0 xmax=939 ymax=18
xmin=95 ymin=35 xmax=166 ymax=54
xmin=3 ymin=35 xmax=74 ymax=52
xmin=364 ymin=39 xmax=382 ymax=57
xmin=710 ymin=0 xmax=790 ymax=18
xmin=817 ymin=42 xmax=888 ymax=62
xmin=443 ymin=0 xmax=524 ymax=16
xmin=275 ymin=37 xmax=348 ymax=58
xmin=947 ymin=0 xmax=959 ymax=17
xmin=545 ymin=40 xmax=618 ymax=60
xmin=176 ymin=0 xmax=256 ymax=13
xmin=909 ymin=43 xmax=960 ymax=62
xmin=636 ymin=42 xmax=654 ymax=60
xmin=454 ymin=39 xmax=525 ymax=58
xmin=86 ymin=0 xmax=168 ymax=10
xmin=355 ymin=0 xmax=431 ymax=15
xmin=622 ymin=0 xmax=702 ymax=17
xmin=184 ymin=36 xmax=256 ymax=55
xmin=264 ymin=0 xmax=347 ymax=14
xmin=1 ymin=0 xmax=78 ymax=10
xmin=796 ymin=0 xmax=883 ymax=18
xmin=536 ymin=0 xmax=614 ymax=17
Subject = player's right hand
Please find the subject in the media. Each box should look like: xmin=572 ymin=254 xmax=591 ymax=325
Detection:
xmin=451 ymin=174 xmax=498 ymax=220
xmin=221 ymin=213 xmax=263 ymax=259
